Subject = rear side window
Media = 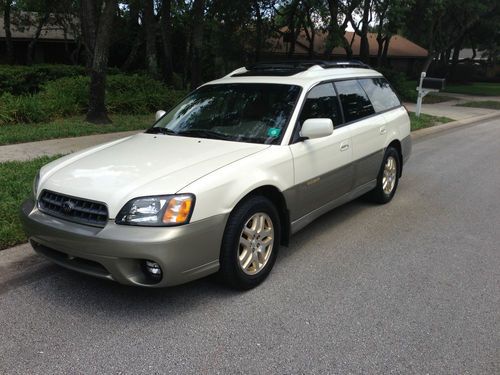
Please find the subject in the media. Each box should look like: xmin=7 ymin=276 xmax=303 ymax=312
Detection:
xmin=299 ymin=83 xmax=342 ymax=127
xmin=359 ymin=78 xmax=401 ymax=112
xmin=334 ymin=80 xmax=375 ymax=123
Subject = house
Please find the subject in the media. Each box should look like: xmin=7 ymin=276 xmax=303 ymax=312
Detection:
xmin=0 ymin=12 xmax=77 ymax=64
xmin=263 ymin=29 xmax=428 ymax=76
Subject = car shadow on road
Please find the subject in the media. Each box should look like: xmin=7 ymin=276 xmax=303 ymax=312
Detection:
xmin=15 ymin=197 xmax=376 ymax=318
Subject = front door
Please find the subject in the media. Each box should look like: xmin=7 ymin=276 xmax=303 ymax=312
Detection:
xmin=288 ymin=82 xmax=353 ymax=221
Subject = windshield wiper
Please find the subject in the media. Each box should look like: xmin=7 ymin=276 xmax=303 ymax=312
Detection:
xmin=145 ymin=127 xmax=177 ymax=135
xmin=176 ymin=129 xmax=230 ymax=140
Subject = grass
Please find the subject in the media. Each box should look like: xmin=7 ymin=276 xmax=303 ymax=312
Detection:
xmin=0 ymin=114 xmax=153 ymax=146
xmin=0 ymin=155 xmax=61 ymax=250
xmin=456 ymin=100 xmax=500 ymax=110
xmin=443 ymin=82 xmax=500 ymax=96
xmin=399 ymin=81 xmax=457 ymax=103
xmin=409 ymin=112 xmax=453 ymax=131
xmin=421 ymin=94 xmax=456 ymax=104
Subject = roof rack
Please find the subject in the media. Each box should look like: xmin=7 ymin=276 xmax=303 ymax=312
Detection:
xmin=231 ymin=60 xmax=371 ymax=77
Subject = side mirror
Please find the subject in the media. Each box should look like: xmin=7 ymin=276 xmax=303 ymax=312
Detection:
xmin=299 ymin=118 xmax=334 ymax=140
xmin=155 ymin=110 xmax=166 ymax=121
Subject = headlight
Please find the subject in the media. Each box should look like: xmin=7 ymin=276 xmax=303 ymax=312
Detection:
xmin=33 ymin=171 xmax=41 ymax=199
xmin=115 ymin=194 xmax=195 ymax=226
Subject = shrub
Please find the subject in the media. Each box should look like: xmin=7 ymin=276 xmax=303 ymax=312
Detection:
xmin=0 ymin=64 xmax=87 ymax=95
xmin=0 ymin=64 xmax=124 ymax=95
xmin=0 ymin=74 xmax=187 ymax=125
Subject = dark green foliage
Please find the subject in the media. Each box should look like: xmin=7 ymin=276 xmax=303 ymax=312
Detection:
xmin=0 ymin=64 xmax=86 ymax=95
xmin=0 ymin=64 xmax=124 ymax=96
xmin=0 ymin=74 xmax=187 ymax=125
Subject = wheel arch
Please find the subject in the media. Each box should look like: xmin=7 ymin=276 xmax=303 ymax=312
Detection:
xmin=387 ymin=139 xmax=403 ymax=177
xmin=231 ymin=185 xmax=291 ymax=247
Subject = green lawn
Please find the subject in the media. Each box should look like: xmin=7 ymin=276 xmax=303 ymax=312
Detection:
xmin=402 ymin=80 xmax=500 ymax=100
xmin=0 ymin=155 xmax=61 ymax=250
xmin=456 ymin=100 xmax=500 ymax=110
xmin=443 ymin=82 xmax=500 ymax=96
xmin=409 ymin=112 xmax=453 ymax=131
xmin=0 ymin=114 xmax=153 ymax=146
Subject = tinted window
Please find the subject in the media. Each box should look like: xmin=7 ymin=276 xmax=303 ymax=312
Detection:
xmin=299 ymin=83 xmax=342 ymax=126
xmin=151 ymin=83 xmax=301 ymax=144
xmin=334 ymin=80 xmax=375 ymax=123
xmin=359 ymin=78 xmax=400 ymax=112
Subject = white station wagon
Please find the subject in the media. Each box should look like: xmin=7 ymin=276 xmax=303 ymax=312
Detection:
xmin=21 ymin=61 xmax=411 ymax=289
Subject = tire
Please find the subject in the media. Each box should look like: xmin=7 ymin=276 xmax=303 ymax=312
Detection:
xmin=219 ymin=196 xmax=280 ymax=290
xmin=367 ymin=146 xmax=400 ymax=204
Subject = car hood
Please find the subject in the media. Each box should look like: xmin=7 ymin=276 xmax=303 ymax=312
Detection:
xmin=39 ymin=133 xmax=269 ymax=217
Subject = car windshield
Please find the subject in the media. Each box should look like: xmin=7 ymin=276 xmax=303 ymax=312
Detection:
xmin=148 ymin=83 xmax=301 ymax=144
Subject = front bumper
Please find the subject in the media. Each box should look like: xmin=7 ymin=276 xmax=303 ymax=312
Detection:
xmin=20 ymin=199 xmax=228 ymax=287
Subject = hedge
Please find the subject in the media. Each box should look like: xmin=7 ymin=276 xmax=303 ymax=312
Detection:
xmin=0 ymin=74 xmax=187 ymax=125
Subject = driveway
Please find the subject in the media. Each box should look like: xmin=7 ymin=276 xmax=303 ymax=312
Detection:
xmin=0 ymin=118 xmax=499 ymax=374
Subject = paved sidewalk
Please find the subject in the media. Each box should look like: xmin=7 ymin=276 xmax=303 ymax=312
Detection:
xmin=403 ymin=93 xmax=500 ymax=120
xmin=0 ymin=130 xmax=140 ymax=163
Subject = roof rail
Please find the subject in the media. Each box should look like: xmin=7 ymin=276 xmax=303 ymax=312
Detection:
xmin=250 ymin=60 xmax=371 ymax=70
xmin=232 ymin=60 xmax=371 ymax=77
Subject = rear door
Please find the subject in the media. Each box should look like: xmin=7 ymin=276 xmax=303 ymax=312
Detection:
xmin=288 ymin=82 xmax=353 ymax=221
xmin=334 ymin=79 xmax=385 ymax=188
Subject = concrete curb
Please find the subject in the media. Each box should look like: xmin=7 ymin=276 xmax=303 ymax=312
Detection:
xmin=411 ymin=111 xmax=500 ymax=140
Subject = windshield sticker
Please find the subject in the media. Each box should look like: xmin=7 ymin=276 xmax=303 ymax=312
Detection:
xmin=267 ymin=128 xmax=281 ymax=138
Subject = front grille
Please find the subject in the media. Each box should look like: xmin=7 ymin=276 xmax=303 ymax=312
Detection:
xmin=38 ymin=190 xmax=108 ymax=227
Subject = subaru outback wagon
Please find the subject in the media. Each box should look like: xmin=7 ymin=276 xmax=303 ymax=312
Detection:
xmin=21 ymin=60 xmax=411 ymax=289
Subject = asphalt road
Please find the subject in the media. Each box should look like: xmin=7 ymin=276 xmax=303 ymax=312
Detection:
xmin=1 ymin=118 xmax=499 ymax=374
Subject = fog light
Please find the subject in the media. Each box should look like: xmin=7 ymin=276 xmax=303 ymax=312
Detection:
xmin=144 ymin=260 xmax=162 ymax=281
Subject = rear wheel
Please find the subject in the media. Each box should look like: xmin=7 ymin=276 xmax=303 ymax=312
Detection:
xmin=219 ymin=196 xmax=280 ymax=290
xmin=367 ymin=146 xmax=400 ymax=204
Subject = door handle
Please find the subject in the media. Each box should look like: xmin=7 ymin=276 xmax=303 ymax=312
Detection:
xmin=379 ymin=126 xmax=387 ymax=135
xmin=340 ymin=142 xmax=350 ymax=152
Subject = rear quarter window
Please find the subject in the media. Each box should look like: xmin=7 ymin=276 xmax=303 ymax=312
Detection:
xmin=358 ymin=78 xmax=401 ymax=113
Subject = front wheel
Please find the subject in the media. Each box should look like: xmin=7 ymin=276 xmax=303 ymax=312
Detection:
xmin=219 ymin=196 xmax=280 ymax=290
xmin=367 ymin=146 xmax=400 ymax=204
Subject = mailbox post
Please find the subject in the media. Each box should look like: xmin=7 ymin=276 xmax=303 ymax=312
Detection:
xmin=415 ymin=72 xmax=446 ymax=117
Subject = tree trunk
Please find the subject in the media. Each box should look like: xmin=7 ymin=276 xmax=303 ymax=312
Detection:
xmin=144 ymin=0 xmax=159 ymax=78
xmin=324 ymin=0 xmax=339 ymax=58
xmin=342 ymin=35 xmax=353 ymax=58
xmin=381 ymin=35 xmax=390 ymax=66
xmin=376 ymin=35 xmax=383 ymax=67
xmin=122 ymin=35 xmax=142 ymax=71
xmin=422 ymin=52 xmax=434 ymax=73
xmin=358 ymin=0 xmax=371 ymax=63
xmin=122 ymin=0 xmax=141 ymax=71
xmin=79 ymin=0 xmax=97 ymax=68
xmin=253 ymin=0 xmax=262 ymax=62
xmin=3 ymin=0 xmax=14 ymax=64
xmin=449 ymin=35 xmax=463 ymax=78
xmin=85 ymin=0 xmax=117 ymax=124
xmin=190 ymin=0 xmax=205 ymax=89
xmin=160 ymin=0 xmax=173 ymax=83
xmin=26 ymin=13 xmax=49 ymax=65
